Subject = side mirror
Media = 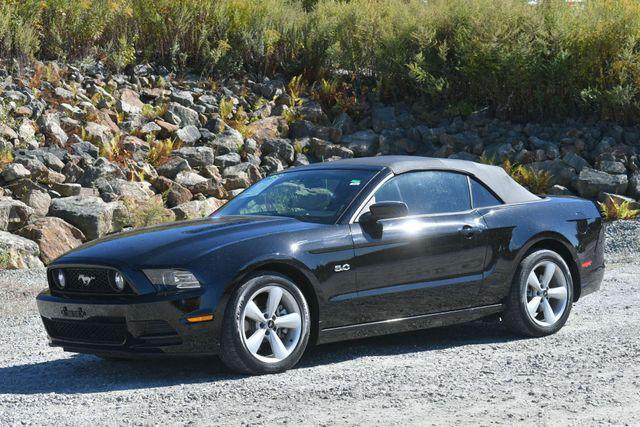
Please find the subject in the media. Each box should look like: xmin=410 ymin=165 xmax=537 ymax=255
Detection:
xmin=361 ymin=201 xmax=409 ymax=223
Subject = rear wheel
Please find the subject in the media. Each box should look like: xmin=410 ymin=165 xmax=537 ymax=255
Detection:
xmin=219 ymin=272 xmax=310 ymax=375
xmin=504 ymin=249 xmax=573 ymax=337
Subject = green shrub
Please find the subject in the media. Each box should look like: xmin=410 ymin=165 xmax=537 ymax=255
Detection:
xmin=598 ymin=196 xmax=640 ymax=221
xmin=123 ymin=195 xmax=174 ymax=229
xmin=502 ymin=160 xmax=551 ymax=195
xmin=4 ymin=0 xmax=640 ymax=122
xmin=0 ymin=0 xmax=41 ymax=61
xmin=0 ymin=251 xmax=12 ymax=269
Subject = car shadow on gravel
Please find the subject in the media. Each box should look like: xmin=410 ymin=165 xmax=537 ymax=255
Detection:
xmin=0 ymin=321 xmax=522 ymax=395
xmin=300 ymin=320 xmax=522 ymax=368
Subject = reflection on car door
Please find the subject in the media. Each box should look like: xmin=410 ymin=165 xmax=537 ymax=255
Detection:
xmin=349 ymin=171 xmax=490 ymax=323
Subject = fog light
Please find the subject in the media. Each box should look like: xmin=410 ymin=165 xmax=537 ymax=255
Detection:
xmin=56 ymin=270 xmax=66 ymax=289
xmin=113 ymin=272 xmax=125 ymax=292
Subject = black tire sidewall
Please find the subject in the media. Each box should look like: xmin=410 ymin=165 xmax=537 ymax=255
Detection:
xmin=224 ymin=272 xmax=311 ymax=374
xmin=515 ymin=250 xmax=573 ymax=335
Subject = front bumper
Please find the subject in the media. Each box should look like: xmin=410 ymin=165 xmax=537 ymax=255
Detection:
xmin=36 ymin=290 xmax=220 ymax=357
xmin=579 ymin=263 xmax=605 ymax=299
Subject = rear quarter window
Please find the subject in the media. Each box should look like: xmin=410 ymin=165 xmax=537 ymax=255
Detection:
xmin=470 ymin=178 xmax=503 ymax=208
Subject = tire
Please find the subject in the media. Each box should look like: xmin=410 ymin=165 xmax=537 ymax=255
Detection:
xmin=504 ymin=249 xmax=573 ymax=337
xmin=219 ymin=272 xmax=311 ymax=375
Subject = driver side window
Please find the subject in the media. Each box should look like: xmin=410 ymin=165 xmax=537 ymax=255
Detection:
xmin=372 ymin=171 xmax=471 ymax=216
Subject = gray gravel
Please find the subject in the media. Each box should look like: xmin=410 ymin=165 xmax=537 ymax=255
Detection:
xmin=604 ymin=219 xmax=640 ymax=264
xmin=1 ymin=221 xmax=639 ymax=426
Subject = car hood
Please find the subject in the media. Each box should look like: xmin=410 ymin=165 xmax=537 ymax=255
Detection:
xmin=53 ymin=215 xmax=319 ymax=268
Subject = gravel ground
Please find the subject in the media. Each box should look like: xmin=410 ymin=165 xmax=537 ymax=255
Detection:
xmin=0 ymin=221 xmax=639 ymax=426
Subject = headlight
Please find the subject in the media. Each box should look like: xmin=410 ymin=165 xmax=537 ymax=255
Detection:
xmin=143 ymin=269 xmax=201 ymax=290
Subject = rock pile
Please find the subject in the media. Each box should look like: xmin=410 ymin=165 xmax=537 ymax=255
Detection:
xmin=1 ymin=61 xmax=639 ymax=267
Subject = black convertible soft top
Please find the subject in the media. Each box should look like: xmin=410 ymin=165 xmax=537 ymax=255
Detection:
xmin=292 ymin=156 xmax=540 ymax=204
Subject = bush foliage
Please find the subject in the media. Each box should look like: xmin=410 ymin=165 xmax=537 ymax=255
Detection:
xmin=598 ymin=196 xmax=640 ymax=221
xmin=3 ymin=0 xmax=640 ymax=121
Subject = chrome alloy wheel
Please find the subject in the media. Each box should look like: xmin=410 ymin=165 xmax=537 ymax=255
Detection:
xmin=524 ymin=260 xmax=569 ymax=327
xmin=240 ymin=285 xmax=303 ymax=364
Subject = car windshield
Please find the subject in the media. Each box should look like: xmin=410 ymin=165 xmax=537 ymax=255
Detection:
xmin=214 ymin=169 xmax=377 ymax=224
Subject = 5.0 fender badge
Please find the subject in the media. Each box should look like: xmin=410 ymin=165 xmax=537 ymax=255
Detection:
xmin=334 ymin=264 xmax=351 ymax=272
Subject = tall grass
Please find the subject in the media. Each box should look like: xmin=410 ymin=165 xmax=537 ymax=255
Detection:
xmin=3 ymin=0 xmax=640 ymax=121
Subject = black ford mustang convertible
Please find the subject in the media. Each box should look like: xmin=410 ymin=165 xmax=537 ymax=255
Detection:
xmin=37 ymin=156 xmax=605 ymax=374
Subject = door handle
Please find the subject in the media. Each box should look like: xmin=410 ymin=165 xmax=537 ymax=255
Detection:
xmin=460 ymin=225 xmax=479 ymax=238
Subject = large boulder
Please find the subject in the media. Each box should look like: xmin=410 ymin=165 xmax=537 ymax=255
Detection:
xmin=17 ymin=120 xmax=38 ymax=147
xmin=295 ymin=100 xmax=329 ymax=125
xmin=174 ymin=146 xmax=214 ymax=168
xmin=77 ymin=158 xmax=126 ymax=187
xmin=165 ymin=184 xmax=193 ymax=208
xmin=529 ymin=160 xmax=577 ymax=188
xmin=483 ymin=143 xmax=515 ymax=162
xmin=167 ymin=102 xmax=200 ymax=127
xmin=261 ymin=138 xmax=295 ymax=164
xmin=247 ymin=117 xmax=288 ymax=143
xmin=332 ymin=112 xmax=356 ymax=136
xmin=175 ymin=171 xmax=208 ymax=188
xmin=628 ymin=173 xmax=640 ymax=200
xmin=2 ymin=178 xmax=47 ymax=200
xmin=0 ymin=124 xmax=18 ymax=141
xmin=562 ymin=152 xmax=589 ymax=173
xmin=71 ymin=141 xmax=99 ymax=159
xmin=574 ymin=167 xmax=628 ymax=198
xmin=1 ymin=163 xmax=31 ymax=182
xmin=157 ymin=157 xmax=191 ymax=179
xmin=51 ymin=182 xmax=82 ymax=197
xmin=170 ymin=90 xmax=194 ymax=107
xmin=171 ymin=198 xmax=225 ymax=220
xmin=0 ymin=199 xmax=34 ymax=231
xmin=223 ymin=162 xmax=262 ymax=183
xmin=371 ymin=106 xmax=398 ymax=132
xmin=94 ymin=178 xmax=155 ymax=202
xmin=310 ymin=138 xmax=354 ymax=160
xmin=175 ymin=125 xmax=201 ymax=145
xmin=84 ymin=122 xmax=114 ymax=146
xmin=203 ymin=127 xmax=244 ymax=154
xmin=0 ymin=231 xmax=45 ymax=269
xmin=16 ymin=217 xmax=85 ymax=264
xmin=22 ymin=189 xmax=51 ymax=217
xmin=48 ymin=196 xmax=126 ymax=240
xmin=341 ymin=130 xmax=380 ymax=157
xmin=116 ymin=89 xmax=144 ymax=115
xmin=39 ymin=114 xmax=68 ymax=145
xmin=597 ymin=160 xmax=626 ymax=175
xmin=439 ymin=132 xmax=483 ymax=154
xmin=214 ymin=152 xmax=242 ymax=169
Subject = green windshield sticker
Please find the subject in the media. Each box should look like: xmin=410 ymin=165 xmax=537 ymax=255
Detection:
xmin=349 ymin=179 xmax=361 ymax=186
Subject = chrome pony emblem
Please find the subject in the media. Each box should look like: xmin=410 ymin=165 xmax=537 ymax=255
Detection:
xmin=78 ymin=274 xmax=95 ymax=286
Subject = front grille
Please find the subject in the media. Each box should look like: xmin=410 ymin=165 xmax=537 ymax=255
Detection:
xmin=48 ymin=267 xmax=134 ymax=295
xmin=43 ymin=317 xmax=127 ymax=345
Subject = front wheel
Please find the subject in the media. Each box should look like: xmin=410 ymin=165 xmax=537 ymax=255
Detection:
xmin=219 ymin=272 xmax=311 ymax=375
xmin=504 ymin=249 xmax=573 ymax=337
